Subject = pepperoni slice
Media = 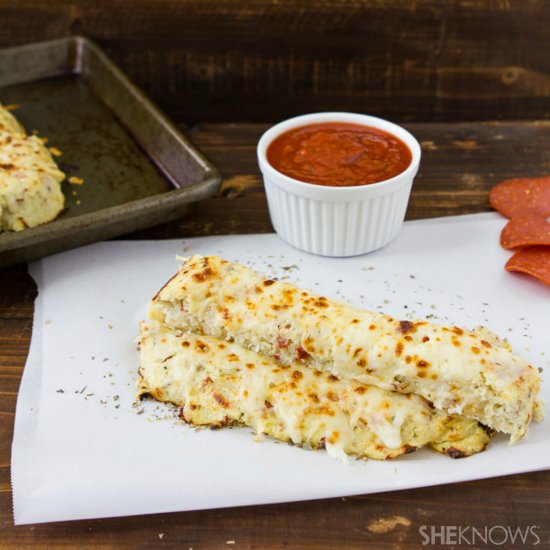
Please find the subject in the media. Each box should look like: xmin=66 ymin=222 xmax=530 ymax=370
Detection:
xmin=489 ymin=176 xmax=550 ymax=219
xmin=500 ymin=214 xmax=550 ymax=249
xmin=505 ymin=246 xmax=550 ymax=288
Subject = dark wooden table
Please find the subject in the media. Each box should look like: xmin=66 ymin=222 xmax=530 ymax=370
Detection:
xmin=1 ymin=120 xmax=549 ymax=548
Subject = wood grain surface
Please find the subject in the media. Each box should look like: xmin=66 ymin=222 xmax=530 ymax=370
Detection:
xmin=1 ymin=121 xmax=549 ymax=548
xmin=0 ymin=1 xmax=549 ymax=123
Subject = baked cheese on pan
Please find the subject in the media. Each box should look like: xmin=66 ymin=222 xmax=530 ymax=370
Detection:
xmin=0 ymin=104 xmax=25 ymax=135
xmin=150 ymin=255 xmax=543 ymax=442
xmin=138 ymin=322 xmax=492 ymax=460
xmin=0 ymin=102 xmax=65 ymax=232
xmin=0 ymin=130 xmax=65 ymax=231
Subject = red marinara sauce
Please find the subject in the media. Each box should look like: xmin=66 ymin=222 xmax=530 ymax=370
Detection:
xmin=266 ymin=122 xmax=412 ymax=187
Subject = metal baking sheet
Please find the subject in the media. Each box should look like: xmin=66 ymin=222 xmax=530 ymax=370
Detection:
xmin=0 ymin=37 xmax=221 ymax=268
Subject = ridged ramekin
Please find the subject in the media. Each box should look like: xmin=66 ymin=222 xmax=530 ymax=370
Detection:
xmin=257 ymin=112 xmax=421 ymax=256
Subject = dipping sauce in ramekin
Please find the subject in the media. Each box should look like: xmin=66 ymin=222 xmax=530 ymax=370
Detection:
xmin=257 ymin=112 xmax=421 ymax=257
xmin=266 ymin=122 xmax=412 ymax=187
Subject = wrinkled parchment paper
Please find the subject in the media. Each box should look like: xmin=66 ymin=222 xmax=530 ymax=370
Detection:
xmin=12 ymin=213 xmax=549 ymax=524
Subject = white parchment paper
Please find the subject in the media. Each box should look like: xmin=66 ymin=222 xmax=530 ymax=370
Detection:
xmin=11 ymin=213 xmax=550 ymax=524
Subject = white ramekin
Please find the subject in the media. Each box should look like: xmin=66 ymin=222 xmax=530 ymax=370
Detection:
xmin=257 ymin=112 xmax=421 ymax=257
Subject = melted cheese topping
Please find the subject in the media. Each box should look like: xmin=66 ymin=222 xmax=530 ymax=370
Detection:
xmin=0 ymin=105 xmax=65 ymax=232
xmin=138 ymin=322 xmax=491 ymax=461
xmin=151 ymin=255 xmax=542 ymax=441
xmin=0 ymin=104 xmax=25 ymax=135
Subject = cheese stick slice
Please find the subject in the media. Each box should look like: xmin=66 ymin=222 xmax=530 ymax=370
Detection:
xmin=138 ymin=322 xmax=492 ymax=460
xmin=0 ymin=103 xmax=25 ymax=135
xmin=0 ymin=130 xmax=65 ymax=231
xmin=150 ymin=255 xmax=542 ymax=442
